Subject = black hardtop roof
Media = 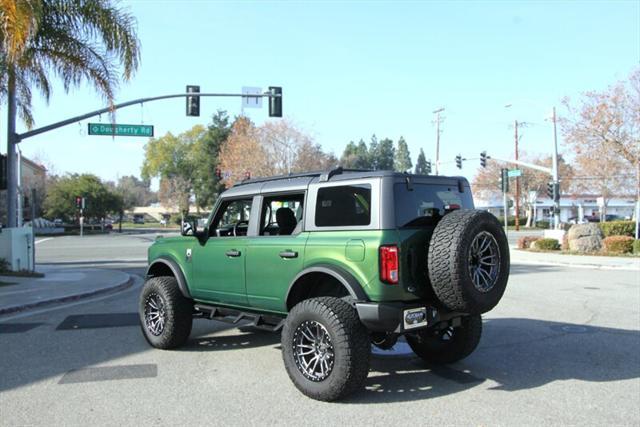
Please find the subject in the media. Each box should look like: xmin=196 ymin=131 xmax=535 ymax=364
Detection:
xmin=221 ymin=167 xmax=468 ymax=198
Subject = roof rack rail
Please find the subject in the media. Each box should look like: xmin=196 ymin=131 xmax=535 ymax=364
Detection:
xmin=236 ymin=170 xmax=324 ymax=186
xmin=319 ymin=167 xmax=374 ymax=182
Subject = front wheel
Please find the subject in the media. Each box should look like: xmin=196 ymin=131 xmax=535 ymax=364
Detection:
xmin=139 ymin=276 xmax=193 ymax=349
xmin=406 ymin=314 xmax=482 ymax=364
xmin=281 ymin=297 xmax=370 ymax=401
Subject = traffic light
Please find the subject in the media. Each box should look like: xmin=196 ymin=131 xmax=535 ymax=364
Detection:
xmin=244 ymin=171 xmax=251 ymax=180
xmin=480 ymin=151 xmax=487 ymax=168
xmin=546 ymin=182 xmax=554 ymax=199
xmin=553 ymin=182 xmax=560 ymax=202
xmin=215 ymin=168 xmax=222 ymax=180
xmin=426 ymin=160 xmax=432 ymax=175
xmin=186 ymin=85 xmax=200 ymax=116
xmin=75 ymin=196 xmax=82 ymax=209
xmin=455 ymin=155 xmax=462 ymax=169
xmin=501 ymin=168 xmax=509 ymax=193
xmin=0 ymin=154 xmax=6 ymax=190
xmin=268 ymin=86 xmax=282 ymax=118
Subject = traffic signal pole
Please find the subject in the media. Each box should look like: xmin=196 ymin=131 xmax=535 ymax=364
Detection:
xmin=5 ymin=89 xmax=282 ymax=228
xmin=551 ymin=107 xmax=560 ymax=229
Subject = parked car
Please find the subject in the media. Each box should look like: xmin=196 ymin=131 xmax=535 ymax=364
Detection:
xmin=139 ymin=168 xmax=510 ymax=401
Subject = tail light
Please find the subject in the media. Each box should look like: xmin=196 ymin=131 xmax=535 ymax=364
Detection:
xmin=379 ymin=245 xmax=399 ymax=284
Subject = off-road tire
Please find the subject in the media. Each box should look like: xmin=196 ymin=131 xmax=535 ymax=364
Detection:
xmin=406 ymin=314 xmax=482 ymax=364
xmin=428 ymin=209 xmax=509 ymax=314
xmin=139 ymin=276 xmax=193 ymax=349
xmin=282 ymin=297 xmax=370 ymax=401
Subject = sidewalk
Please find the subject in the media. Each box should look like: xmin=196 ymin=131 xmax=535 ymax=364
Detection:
xmin=510 ymin=246 xmax=640 ymax=271
xmin=0 ymin=265 xmax=133 ymax=316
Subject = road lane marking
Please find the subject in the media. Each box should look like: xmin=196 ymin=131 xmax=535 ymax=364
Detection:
xmin=35 ymin=238 xmax=54 ymax=245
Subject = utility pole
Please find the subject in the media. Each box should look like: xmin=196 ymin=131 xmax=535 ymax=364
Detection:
xmin=552 ymin=107 xmax=560 ymax=229
xmin=6 ymin=69 xmax=18 ymax=228
xmin=433 ymin=108 xmax=444 ymax=175
xmin=514 ymin=120 xmax=520 ymax=231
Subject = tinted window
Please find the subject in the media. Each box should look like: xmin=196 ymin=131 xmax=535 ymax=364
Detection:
xmin=394 ymin=183 xmax=473 ymax=227
xmin=315 ymin=185 xmax=371 ymax=227
xmin=261 ymin=194 xmax=304 ymax=236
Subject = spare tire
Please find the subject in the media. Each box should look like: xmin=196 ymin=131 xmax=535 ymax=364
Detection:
xmin=428 ymin=209 xmax=509 ymax=314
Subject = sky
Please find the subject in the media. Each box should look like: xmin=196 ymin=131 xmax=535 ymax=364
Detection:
xmin=3 ymin=0 xmax=639 ymax=188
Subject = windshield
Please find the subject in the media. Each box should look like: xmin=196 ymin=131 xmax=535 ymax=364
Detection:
xmin=394 ymin=183 xmax=474 ymax=227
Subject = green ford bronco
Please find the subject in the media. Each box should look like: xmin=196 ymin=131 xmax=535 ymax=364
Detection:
xmin=139 ymin=168 xmax=509 ymax=401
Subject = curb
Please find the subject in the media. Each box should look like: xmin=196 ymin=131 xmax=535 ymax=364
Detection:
xmin=511 ymin=259 xmax=640 ymax=271
xmin=0 ymin=274 xmax=134 ymax=316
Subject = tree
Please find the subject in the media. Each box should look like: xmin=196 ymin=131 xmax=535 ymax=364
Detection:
xmin=0 ymin=0 xmax=140 ymax=127
xmin=394 ymin=136 xmax=412 ymax=172
xmin=218 ymin=117 xmax=271 ymax=187
xmin=142 ymin=126 xmax=206 ymax=214
xmin=376 ymin=138 xmax=395 ymax=170
xmin=219 ymin=118 xmax=335 ymax=187
xmin=340 ymin=139 xmax=369 ymax=169
xmin=561 ymin=68 xmax=640 ymax=220
xmin=192 ymin=110 xmax=231 ymax=210
xmin=1 ymin=0 xmax=140 ymax=227
xmin=415 ymin=148 xmax=429 ymax=174
xmin=368 ymin=134 xmax=379 ymax=170
xmin=43 ymin=173 xmax=121 ymax=221
xmin=354 ymin=139 xmax=370 ymax=169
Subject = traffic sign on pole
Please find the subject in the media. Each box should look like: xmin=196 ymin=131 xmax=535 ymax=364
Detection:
xmin=507 ymin=169 xmax=522 ymax=178
xmin=88 ymin=123 xmax=154 ymax=137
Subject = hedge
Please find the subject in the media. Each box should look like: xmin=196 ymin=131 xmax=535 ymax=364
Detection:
xmin=534 ymin=238 xmax=560 ymax=250
xmin=633 ymin=239 xmax=640 ymax=255
xmin=599 ymin=221 xmax=636 ymax=237
xmin=603 ymin=236 xmax=635 ymax=254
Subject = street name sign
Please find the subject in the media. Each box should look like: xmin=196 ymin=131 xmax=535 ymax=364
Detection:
xmin=88 ymin=123 xmax=154 ymax=137
xmin=507 ymin=169 xmax=522 ymax=178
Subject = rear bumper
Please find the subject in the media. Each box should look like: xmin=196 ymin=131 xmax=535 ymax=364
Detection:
xmin=355 ymin=301 xmax=463 ymax=333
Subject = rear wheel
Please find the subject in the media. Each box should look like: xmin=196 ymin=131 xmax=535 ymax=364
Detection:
xmin=281 ymin=297 xmax=370 ymax=401
xmin=139 ymin=276 xmax=193 ymax=349
xmin=406 ymin=314 xmax=482 ymax=364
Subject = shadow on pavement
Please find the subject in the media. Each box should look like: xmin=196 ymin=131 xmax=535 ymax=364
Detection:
xmin=1 ymin=315 xmax=638 ymax=402
xmin=509 ymin=264 xmax=564 ymax=275
xmin=344 ymin=317 xmax=640 ymax=404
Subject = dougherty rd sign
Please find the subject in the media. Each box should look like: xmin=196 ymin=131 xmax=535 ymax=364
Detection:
xmin=88 ymin=123 xmax=154 ymax=137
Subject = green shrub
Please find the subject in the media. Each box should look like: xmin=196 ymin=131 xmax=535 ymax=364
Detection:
xmin=496 ymin=217 xmax=528 ymax=227
xmin=536 ymin=220 xmax=550 ymax=229
xmin=534 ymin=238 xmax=560 ymax=250
xmin=599 ymin=221 xmax=635 ymax=237
xmin=517 ymin=236 xmax=540 ymax=249
xmin=603 ymin=235 xmax=635 ymax=254
xmin=633 ymin=239 xmax=640 ymax=254
xmin=0 ymin=258 xmax=10 ymax=273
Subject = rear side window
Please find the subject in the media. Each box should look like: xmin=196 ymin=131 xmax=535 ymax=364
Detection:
xmin=315 ymin=185 xmax=371 ymax=227
xmin=394 ymin=183 xmax=473 ymax=227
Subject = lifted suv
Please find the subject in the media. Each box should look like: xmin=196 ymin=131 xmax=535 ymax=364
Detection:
xmin=140 ymin=168 xmax=509 ymax=401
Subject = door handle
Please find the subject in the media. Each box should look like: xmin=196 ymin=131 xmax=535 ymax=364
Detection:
xmin=279 ymin=250 xmax=298 ymax=259
xmin=225 ymin=249 xmax=241 ymax=257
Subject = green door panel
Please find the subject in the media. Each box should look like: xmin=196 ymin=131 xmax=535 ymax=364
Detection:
xmin=245 ymin=233 xmax=309 ymax=312
xmin=190 ymin=237 xmax=248 ymax=306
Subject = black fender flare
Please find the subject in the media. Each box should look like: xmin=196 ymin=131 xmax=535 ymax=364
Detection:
xmin=146 ymin=256 xmax=191 ymax=299
xmin=285 ymin=264 xmax=369 ymax=310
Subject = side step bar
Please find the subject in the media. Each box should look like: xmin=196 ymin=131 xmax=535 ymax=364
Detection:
xmin=194 ymin=303 xmax=285 ymax=332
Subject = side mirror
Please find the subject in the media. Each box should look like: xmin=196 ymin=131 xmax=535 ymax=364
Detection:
xmin=181 ymin=220 xmax=198 ymax=236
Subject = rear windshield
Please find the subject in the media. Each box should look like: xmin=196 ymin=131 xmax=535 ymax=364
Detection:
xmin=394 ymin=183 xmax=473 ymax=227
xmin=315 ymin=184 xmax=371 ymax=227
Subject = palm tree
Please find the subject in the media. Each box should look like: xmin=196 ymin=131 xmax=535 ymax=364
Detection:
xmin=1 ymin=0 xmax=140 ymax=227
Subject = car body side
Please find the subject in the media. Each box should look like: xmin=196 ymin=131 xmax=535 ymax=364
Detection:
xmin=147 ymin=173 xmax=473 ymax=316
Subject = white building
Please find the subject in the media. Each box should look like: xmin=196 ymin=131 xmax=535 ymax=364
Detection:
xmin=475 ymin=194 xmax=637 ymax=223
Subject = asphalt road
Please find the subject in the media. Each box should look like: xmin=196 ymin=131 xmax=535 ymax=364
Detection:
xmin=1 ymin=233 xmax=638 ymax=425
